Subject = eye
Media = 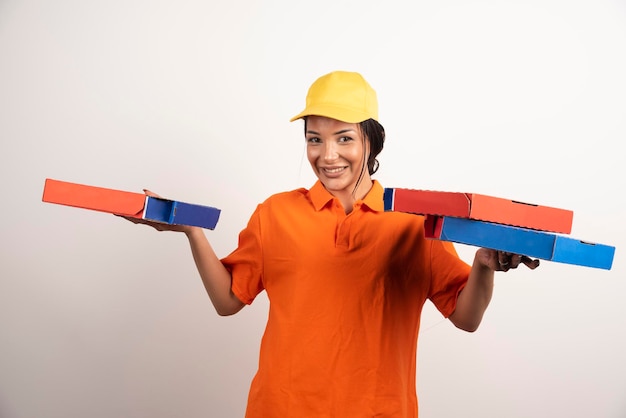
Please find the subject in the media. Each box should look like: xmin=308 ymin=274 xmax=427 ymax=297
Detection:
xmin=306 ymin=136 xmax=321 ymax=143
xmin=338 ymin=136 xmax=353 ymax=143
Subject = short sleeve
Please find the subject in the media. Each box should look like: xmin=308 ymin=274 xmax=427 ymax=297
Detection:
xmin=427 ymin=240 xmax=471 ymax=318
xmin=221 ymin=205 xmax=265 ymax=305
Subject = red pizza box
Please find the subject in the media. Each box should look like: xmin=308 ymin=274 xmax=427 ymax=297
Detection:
xmin=384 ymin=187 xmax=573 ymax=234
xmin=42 ymin=178 xmax=145 ymax=218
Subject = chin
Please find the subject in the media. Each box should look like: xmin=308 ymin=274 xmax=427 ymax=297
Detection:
xmin=322 ymin=180 xmax=352 ymax=193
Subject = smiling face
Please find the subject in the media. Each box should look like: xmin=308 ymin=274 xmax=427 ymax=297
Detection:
xmin=306 ymin=115 xmax=372 ymax=210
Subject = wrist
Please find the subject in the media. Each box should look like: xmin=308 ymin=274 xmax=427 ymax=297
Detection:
xmin=184 ymin=225 xmax=202 ymax=238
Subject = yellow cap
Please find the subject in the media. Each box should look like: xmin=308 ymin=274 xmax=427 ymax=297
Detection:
xmin=290 ymin=71 xmax=378 ymax=123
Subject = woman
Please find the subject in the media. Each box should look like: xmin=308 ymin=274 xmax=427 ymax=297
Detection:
xmin=127 ymin=70 xmax=539 ymax=417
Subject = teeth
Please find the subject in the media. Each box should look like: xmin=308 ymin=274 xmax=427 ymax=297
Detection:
xmin=324 ymin=167 xmax=345 ymax=173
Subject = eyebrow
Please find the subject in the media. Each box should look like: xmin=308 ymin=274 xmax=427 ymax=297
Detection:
xmin=306 ymin=129 xmax=356 ymax=136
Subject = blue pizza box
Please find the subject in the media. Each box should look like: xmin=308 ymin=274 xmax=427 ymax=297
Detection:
xmin=551 ymin=236 xmax=615 ymax=270
xmin=424 ymin=215 xmax=615 ymax=270
xmin=144 ymin=196 xmax=221 ymax=230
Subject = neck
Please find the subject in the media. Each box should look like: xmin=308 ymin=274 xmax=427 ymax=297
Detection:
xmin=337 ymin=176 xmax=374 ymax=214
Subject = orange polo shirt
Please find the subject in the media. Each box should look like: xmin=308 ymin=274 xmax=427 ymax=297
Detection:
xmin=222 ymin=180 xmax=470 ymax=418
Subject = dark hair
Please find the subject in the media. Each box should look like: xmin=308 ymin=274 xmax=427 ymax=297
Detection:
xmin=359 ymin=118 xmax=385 ymax=175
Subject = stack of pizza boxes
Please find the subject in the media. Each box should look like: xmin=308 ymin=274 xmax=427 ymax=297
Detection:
xmin=383 ymin=188 xmax=615 ymax=270
xmin=42 ymin=178 xmax=221 ymax=230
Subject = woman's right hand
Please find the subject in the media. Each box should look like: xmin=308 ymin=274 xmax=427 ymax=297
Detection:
xmin=118 ymin=189 xmax=194 ymax=234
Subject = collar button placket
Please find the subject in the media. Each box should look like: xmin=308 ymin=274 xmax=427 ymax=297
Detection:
xmin=336 ymin=211 xmax=354 ymax=250
xmin=332 ymin=200 xmax=348 ymax=249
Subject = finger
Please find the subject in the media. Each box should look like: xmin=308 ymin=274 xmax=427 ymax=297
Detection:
xmin=509 ymin=254 xmax=523 ymax=269
xmin=117 ymin=215 xmax=160 ymax=229
xmin=143 ymin=189 xmax=162 ymax=198
xmin=521 ymin=256 xmax=540 ymax=270
xmin=498 ymin=251 xmax=510 ymax=269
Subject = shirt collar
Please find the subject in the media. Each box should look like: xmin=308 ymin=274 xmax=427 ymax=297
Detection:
xmin=309 ymin=180 xmax=385 ymax=212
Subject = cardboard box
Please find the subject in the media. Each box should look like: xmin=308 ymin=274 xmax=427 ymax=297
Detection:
xmin=424 ymin=215 xmax=615 ymax=270
xmin=142 ymin=195 xmax=221 ymax=229
xmin=42 ymin=178 xmax=146 ymax=217
xmin=42 ymin=178 xmax=221 ymax=230
xmin=384 ymin=187 xmax=573 ymax=234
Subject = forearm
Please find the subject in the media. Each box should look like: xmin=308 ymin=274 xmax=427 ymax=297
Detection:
xmin=185 ymin=227 xmax=245 ymax=316
xmin=449 ymin=254 xmax=495 ymax=332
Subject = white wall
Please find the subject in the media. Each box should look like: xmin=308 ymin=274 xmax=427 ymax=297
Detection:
xmin=1 ymin=1 xmax=625 ymax=417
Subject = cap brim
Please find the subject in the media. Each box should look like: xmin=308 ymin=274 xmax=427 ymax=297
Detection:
xmin=289 ymin=105 xmax=373 ymax=123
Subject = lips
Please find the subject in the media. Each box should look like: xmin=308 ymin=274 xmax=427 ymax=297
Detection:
xmin=321 ymin=166 xmax=347 ymax=178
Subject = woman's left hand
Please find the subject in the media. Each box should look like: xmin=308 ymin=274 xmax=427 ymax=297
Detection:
xmin=476 ymin=248 xmax=540 ymax=272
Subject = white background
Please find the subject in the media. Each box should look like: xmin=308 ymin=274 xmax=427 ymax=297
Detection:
xmin=1 ymin=0 xmax=625 ymax=417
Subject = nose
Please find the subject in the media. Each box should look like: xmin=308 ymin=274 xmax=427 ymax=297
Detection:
xmin=323 ymin=141 xmax=338 ymax=162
